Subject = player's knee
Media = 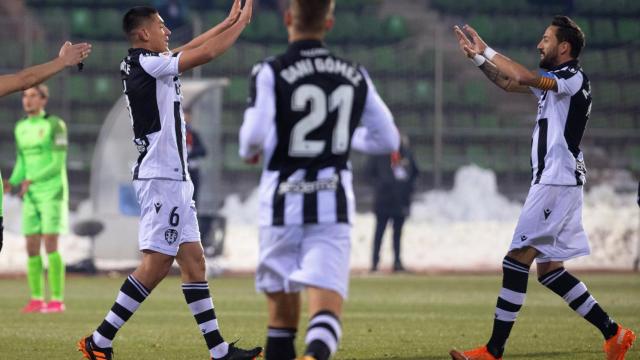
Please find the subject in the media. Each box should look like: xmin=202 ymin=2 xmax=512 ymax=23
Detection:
xmin=179 ymin=254 xmax=206 ymax=282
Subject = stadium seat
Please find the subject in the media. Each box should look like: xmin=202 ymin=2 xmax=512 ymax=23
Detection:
xmin=475 ymin=114 xmax=499 ymax=128
xmin=226 ymin=77 xmax=248 ymax=105
xmin=591 ymin=19 xmax=617 ymax=46
xmin=631 ymin=145 xmax=640 ymax=172
xmin=384 ymin=15 xmax=409 ymax=42
xmin=71 ymin=8 xmax=93 ymax=38
xmin=617 ymin=18 xmax=640 ymax=44
xmin=606 ymin=49 xmax=629 ymax=76
xmin=66 ymin=75 xmax=90 ymax=103
xmin=463 ymin=81 xmax=488 ymax=107
xmin=414 ymin=80 xmax=434 ymax=106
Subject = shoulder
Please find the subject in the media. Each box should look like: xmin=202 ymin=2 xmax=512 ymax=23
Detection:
xmin=551 ymin=64 xmax=581 ymax=80
xmin=45 ymin=114 xmax=66 ymax=130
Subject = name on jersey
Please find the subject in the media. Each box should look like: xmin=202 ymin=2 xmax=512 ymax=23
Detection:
xmin=280 ymin=58 xmax=363 ymax=87
xmin=277 ymin=175 xmax=339 ymax=195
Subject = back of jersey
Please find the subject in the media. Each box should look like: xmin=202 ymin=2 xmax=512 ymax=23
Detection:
xmin=264 ymin=40 xmax=368 ymax=175
xmin=245 ymin=40 xmax=376 ymax=226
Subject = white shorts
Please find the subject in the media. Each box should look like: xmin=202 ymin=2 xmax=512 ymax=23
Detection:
xmin=256 ymin=224 xmax=351 ymax=299
xmin=133 ymin=179 xmax=201 ymax=256
xmin=510 ymin=184 xmax=590 ymax=262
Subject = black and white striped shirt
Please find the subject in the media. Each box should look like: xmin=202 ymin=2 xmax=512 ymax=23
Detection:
xmin=120 ymin=48 xmax=189 ymax=181
xmin=239 ymin=40 xmax=399 ymax=226
xmin=529 ymin=59 xmax=591 ymax=186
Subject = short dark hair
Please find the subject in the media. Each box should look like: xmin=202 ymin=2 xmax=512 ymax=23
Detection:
xmin=551 ymin=15 xmax=585 ymax=58
xmin=290 ymin=0 xmax=334 ymax=33
xmin=123 ymin=6 xmax=158 ymax=35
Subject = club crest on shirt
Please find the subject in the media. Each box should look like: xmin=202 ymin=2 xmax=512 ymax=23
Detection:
xmin=165 ymin=229 xmax=179 ymax=245
xmin=543 ymin=208 xmax=552 ymax=220
xmin=520 ymin=235 xmax=528 ymax=242
xmin=154 ymin=202 xmax=162 ymax=213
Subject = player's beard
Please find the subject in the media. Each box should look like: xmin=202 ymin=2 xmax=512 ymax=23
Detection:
xmin=538 ymin=47 xmax=558 ymax=70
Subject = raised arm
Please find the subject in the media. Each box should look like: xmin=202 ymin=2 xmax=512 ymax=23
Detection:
xmin=239 ymin=63 xmax=276 ymax=161
xmin=178 ymin=0 xmax=253 ymax=73
xmin=0 ymin=42 xmax=91 ymax=97
xmin=461 ymin=25 xmax=558 ymax=92
xmin=172 ymin=0 xmax=242 ymax=54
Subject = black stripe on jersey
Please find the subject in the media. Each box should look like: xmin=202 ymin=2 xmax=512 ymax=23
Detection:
xmin=534 ymin=118 xmax=548 ymax=184
xmin=563 ymin=74 xmax=590 ymax=186
xmin=336 ymin=170 xmax=349 ymax=223
xmin=272 ymin=173 xmax=288 ymax=226
xmin=174 ymin=102 xmax=186 ymax=181
xmin=303 ymin=169 xmax=319 ymax=224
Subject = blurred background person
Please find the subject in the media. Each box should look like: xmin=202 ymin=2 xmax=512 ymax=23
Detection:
xmin=367 ymin=134 xmax=419 ymax=273
xmin=185 ymin=110 xmax=207 ymax=203
xmin=4 ymin=84 xmax=68 ymax=313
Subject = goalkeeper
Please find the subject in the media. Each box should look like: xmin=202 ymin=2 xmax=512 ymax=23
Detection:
xmin=4 ymin=84 xmax=68 ymax=313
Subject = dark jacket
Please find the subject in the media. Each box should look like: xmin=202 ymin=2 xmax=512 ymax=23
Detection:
xmin=366 ymin=145 xmax=419 ymax=217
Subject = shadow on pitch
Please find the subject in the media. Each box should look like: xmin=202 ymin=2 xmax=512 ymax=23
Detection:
xmin=356 ymin=350 xmax=597 ymax=359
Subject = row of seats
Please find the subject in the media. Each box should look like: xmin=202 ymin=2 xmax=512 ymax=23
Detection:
xmin=431 ymin=0 xmax=640 ymax=16
xmin=465 ymin=16 xmax=640 ymax=47
xmin=32 ymin=6 xmax=408 ymax=44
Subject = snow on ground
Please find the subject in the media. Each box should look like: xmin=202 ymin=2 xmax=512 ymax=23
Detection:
xmin=1 ymin=165 xmax=638 ymax=273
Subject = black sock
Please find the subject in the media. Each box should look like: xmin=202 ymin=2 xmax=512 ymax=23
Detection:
xmin=486 ymin=256 xmax=530 ymax=358
xmin=304 ymin=310 xmax=341 ymax=360
xmin=539 ymin=267 xmax=619 ymax=339
xmin=265 ymin=327 xmax=296 ymax=360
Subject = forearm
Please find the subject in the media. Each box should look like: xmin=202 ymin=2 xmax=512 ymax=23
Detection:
xmin=0 ymin=58 xmax=65 ymax=97
xmin=175 ymin=21 xmax=233 ymax=53
xmin=8 ymin=155 xmax=25 ymax=186
xmin=239 ymin=108 xmax=268 ymax=159
xmin=28 ymin=151 xmax=66 ymax=183
xmin=490 ymin=53 xmax=537 ymax=86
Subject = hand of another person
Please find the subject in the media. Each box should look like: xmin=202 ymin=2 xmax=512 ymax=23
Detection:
xmin=245 ymin=153 xmax=260 ymax=165
xmin=18 ymin=180 xmax=31 ymax=198
xmin=224 ymin=0 xmax=242 ymax=26
xmin=58 ymin=41 xmax=92 ymax=67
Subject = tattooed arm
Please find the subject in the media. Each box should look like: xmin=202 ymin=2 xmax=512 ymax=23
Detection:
xmin=478 ymin=59 xmax=531 ymax=93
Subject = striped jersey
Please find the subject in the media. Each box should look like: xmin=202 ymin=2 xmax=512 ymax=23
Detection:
xmin=529 ymin=59 xmax=591 ymax=186
xmin=120 ymin=48 xmax=189 ymax=181
xmin=239 ymin=40 xmax=399 ymax=227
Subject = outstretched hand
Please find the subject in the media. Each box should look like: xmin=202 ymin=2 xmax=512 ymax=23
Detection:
xmin=462 ymin=24 xmax=488 ymax=54
xmin=453 ymin=25 xmax=476 ymax=58
xmin=58 ymin=41 xmax=92 ymax=67
xmin=224 ymin=0 xmax=242 ymax=26
xmin=238 ymin=0 xmax=254 ymax=25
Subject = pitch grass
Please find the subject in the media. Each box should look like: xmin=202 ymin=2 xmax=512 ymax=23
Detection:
xmin=0 ymin=274 xmax=637 ymax=359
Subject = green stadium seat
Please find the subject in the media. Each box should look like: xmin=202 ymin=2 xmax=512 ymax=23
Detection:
xmin=617 ymin=18 xmax=640 ymax=44
xmin=580 ymin=50 xmax=606 ymax=75
xmin=468 ymin=15 xmax=495 ymax=44
xmin=591 ymin=19 xmax=617 ymax=46
xmin=414 ymin=145 xmax=433 ymax=171
xmin=95 ymin=9 xmax=122 ymax=39
xmin=621 ymin=83 xmax=640 ymax=108
xmin=631 ymin=146 xmax=640 ymax=172
xmin=463 ymin=81 xmax=487 ymax=106
xmin=450 ymin=113 xmax=474 ymax=128
xmin=475 ymin=114 xmax=499 ymax=128
xmin=614 ymin=114 xmax=635 ymax=128
xmin=605 ymin=49 xmax=629 ymax=76
xmin=465 ymin=144 xmax=490 ymax=167
xmin=443 ymin=82 xmax=461 ymax=106
xmin=383 ymin=15 xmax=409 ymax=42
xmin=71 ymin=8 xmax=93 ymax=37
xmin=414 ymin=80 xmax=433 ymax=106
xmin=595 ymin=82 xmax=621 ymax=108
xmin=227 ymin=77 xmax=248 ymax=105
xmin=67 ymin=75 xmax=90 ymax=103
xmin=370 ymin=47 xmax=396 ymax=73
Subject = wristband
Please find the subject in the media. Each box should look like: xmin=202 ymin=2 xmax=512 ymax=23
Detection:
xmin=483 ymin=47 xmax=497 ymax=61
xmin=470 ymin=54 xmax=486 ymax=67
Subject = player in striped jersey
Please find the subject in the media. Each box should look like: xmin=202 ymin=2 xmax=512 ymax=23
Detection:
xmin=239 ymin=1 xmax=399 ymax=359
xmin=77 ymin=2 xmax=261 ymax=360
xmin=449 ymin=16 xmax=635 ymax=360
